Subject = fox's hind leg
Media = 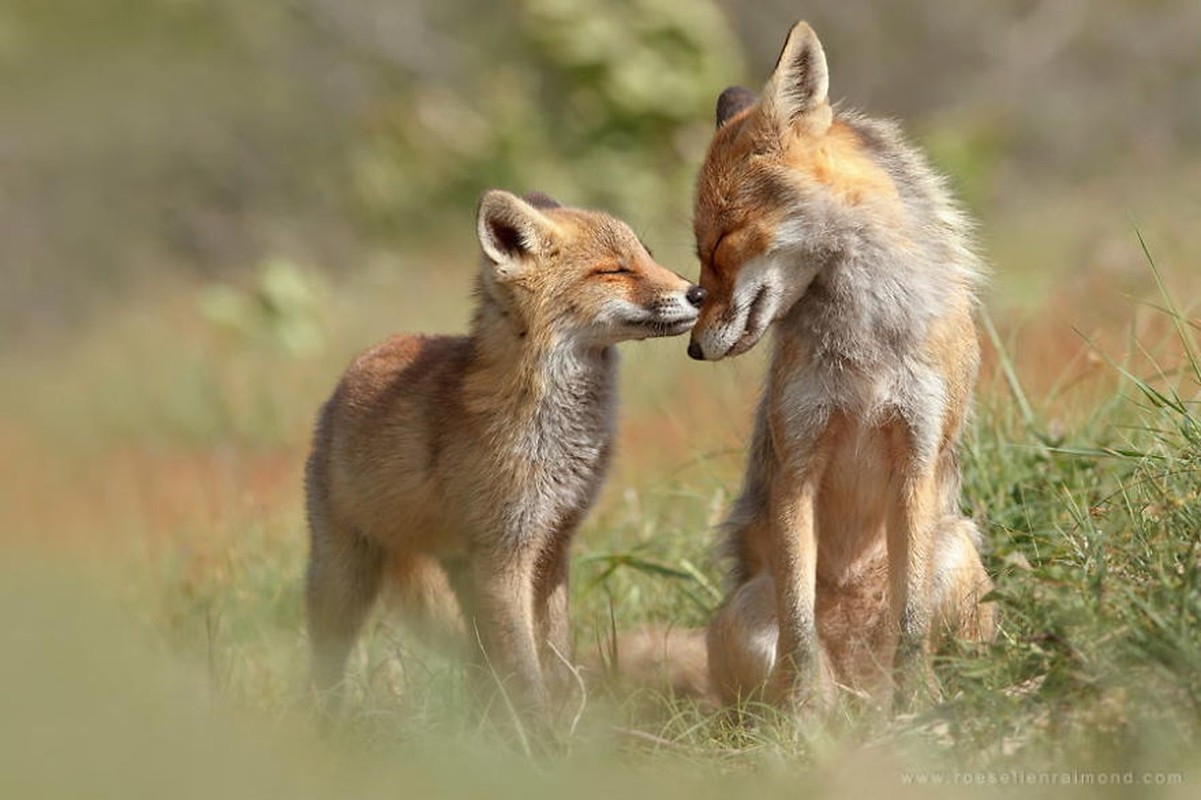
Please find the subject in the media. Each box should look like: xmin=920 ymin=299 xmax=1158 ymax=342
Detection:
xmin=305 ymin=518 xmax=385 ymax=699
xmin=708 ymin=573 xmax=835 ymax=709
xmin=933 ymin=517 xmax=996 ymax=643
xmin=707 ymin=574 xmax=777 ymax=706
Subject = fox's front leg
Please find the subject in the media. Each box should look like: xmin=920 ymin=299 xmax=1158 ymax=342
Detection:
xmin=469 ymin=546 xmax=547 ymax=716
xmin=887 ymin=454 xmax=941 ymax=708
xmin=533 ymin=533 xmax=574 ymax=704
xmin=766 ymin=466 xmax=826 ymax=708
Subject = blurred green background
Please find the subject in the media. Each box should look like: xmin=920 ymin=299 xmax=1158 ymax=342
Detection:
xmin=4 ymin=0 xmax=1200 ymax=346
xmin=2 ymin=1 xmax=1200 ymax=798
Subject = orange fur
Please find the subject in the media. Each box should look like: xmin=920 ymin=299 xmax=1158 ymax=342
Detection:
xmin=690 ymin=22 xmax=996 ymax=711
xmin=304 ymin=190 xmax=701 ymax=717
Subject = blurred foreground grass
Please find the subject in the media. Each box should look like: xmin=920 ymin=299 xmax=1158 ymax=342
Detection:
xmin=2 ymin=243 xmax=1200 ymax=798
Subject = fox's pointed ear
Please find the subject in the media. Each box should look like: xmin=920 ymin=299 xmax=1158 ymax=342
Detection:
xmin=716 ymin=86 xmax=757 ymax=128
xmin=763 ymin=21 xmax=831 ymax=134
xmin=477 ymin=190 xmax=557 ymax=279
xmin=522 ymin=190 xmax=561 ymax=210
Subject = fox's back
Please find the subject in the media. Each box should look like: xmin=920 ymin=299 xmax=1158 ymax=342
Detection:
xmin=327 ymin=333 xmax=471 ymax=444
xmin=308 ymin=334 xmax=474 ymax=549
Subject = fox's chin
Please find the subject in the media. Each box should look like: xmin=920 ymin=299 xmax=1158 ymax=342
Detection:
xmin=613 ymin=315 xmax=697 ymax=343
xmin=639 ymin=316 xmax=698 ymax=339
xmin=726 ymin=327 xmax=766 ymax=358
xmin=708 ymin=283 xmax=776 ymax=359
xmin=698 ymin=325 xmax=764 ymax=360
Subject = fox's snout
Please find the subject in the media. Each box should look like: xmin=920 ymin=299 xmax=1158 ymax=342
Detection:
xmin=629 ymin=273 xmax=704 ymax=339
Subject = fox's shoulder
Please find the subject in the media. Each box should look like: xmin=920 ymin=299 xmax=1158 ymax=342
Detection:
xmin=337 ymin=333 xmax=471 ymax=409
xmin=348 ymin=333 xmax=464 ymax=377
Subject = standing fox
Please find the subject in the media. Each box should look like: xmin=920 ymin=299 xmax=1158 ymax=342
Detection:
xmin=688 ymin=22 xmax=995 ymax=708
xmin=304 ymin=190 xmax=704 ymax=714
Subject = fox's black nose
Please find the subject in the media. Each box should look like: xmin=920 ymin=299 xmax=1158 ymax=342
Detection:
xmin=685 ymin=285 xmax=707 ymax=308
xmin=687 ymin=342 xmax=704 ymax=360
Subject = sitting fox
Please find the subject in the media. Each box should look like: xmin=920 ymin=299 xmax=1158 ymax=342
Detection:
xmin=303 ymin=190 xmax=704 ymax=715
xmin=665 ymin=22 xmax=997 ymax=709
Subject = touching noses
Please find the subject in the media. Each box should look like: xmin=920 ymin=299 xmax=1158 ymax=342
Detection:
xmin=685 ymin=285 xmax=707 ymax=360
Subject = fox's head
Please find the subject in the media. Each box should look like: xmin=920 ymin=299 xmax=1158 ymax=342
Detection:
xmin=477 ymin=190 xmax=705 ymax=347
xmin=688 ymin=22 xmax=900 ymax=361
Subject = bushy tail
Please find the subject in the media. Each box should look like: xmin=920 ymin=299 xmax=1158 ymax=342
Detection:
xmin=583 ymin=624 xmax=715 ymax=705
xmin=385 ymin=552 xmax=465 ymax=648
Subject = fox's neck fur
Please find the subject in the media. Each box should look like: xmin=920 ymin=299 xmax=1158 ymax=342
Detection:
xmin=463 ymin=278 xmax=618 ymax=454
xmin=780 ymin=111 xmax=983 ymax=373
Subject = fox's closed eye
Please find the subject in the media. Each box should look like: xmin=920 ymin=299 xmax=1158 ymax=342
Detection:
xmin=710 ymin=232 xmax=729 ymax=265
xmin=594 ymin=264 xmax=632 ymax=276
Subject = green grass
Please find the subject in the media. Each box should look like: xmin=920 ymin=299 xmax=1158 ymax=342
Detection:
xmin=2 ymin=251 xmax=1199 ymax=798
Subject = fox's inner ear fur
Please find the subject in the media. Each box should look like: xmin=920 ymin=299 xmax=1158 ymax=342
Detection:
xmin=764 ymin=21 xmax=832 ymax=134
xmin=477 ymin=190 xmax=557 ymax=277
xmin=716 ymin=86 xmax=757 ymax=128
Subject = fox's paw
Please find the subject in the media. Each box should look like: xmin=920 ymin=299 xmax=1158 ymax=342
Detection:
xmin=767 ymin=655 xmax=836 ymax=717
xmin=891 ymin=651 xmax=941 ymax=714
